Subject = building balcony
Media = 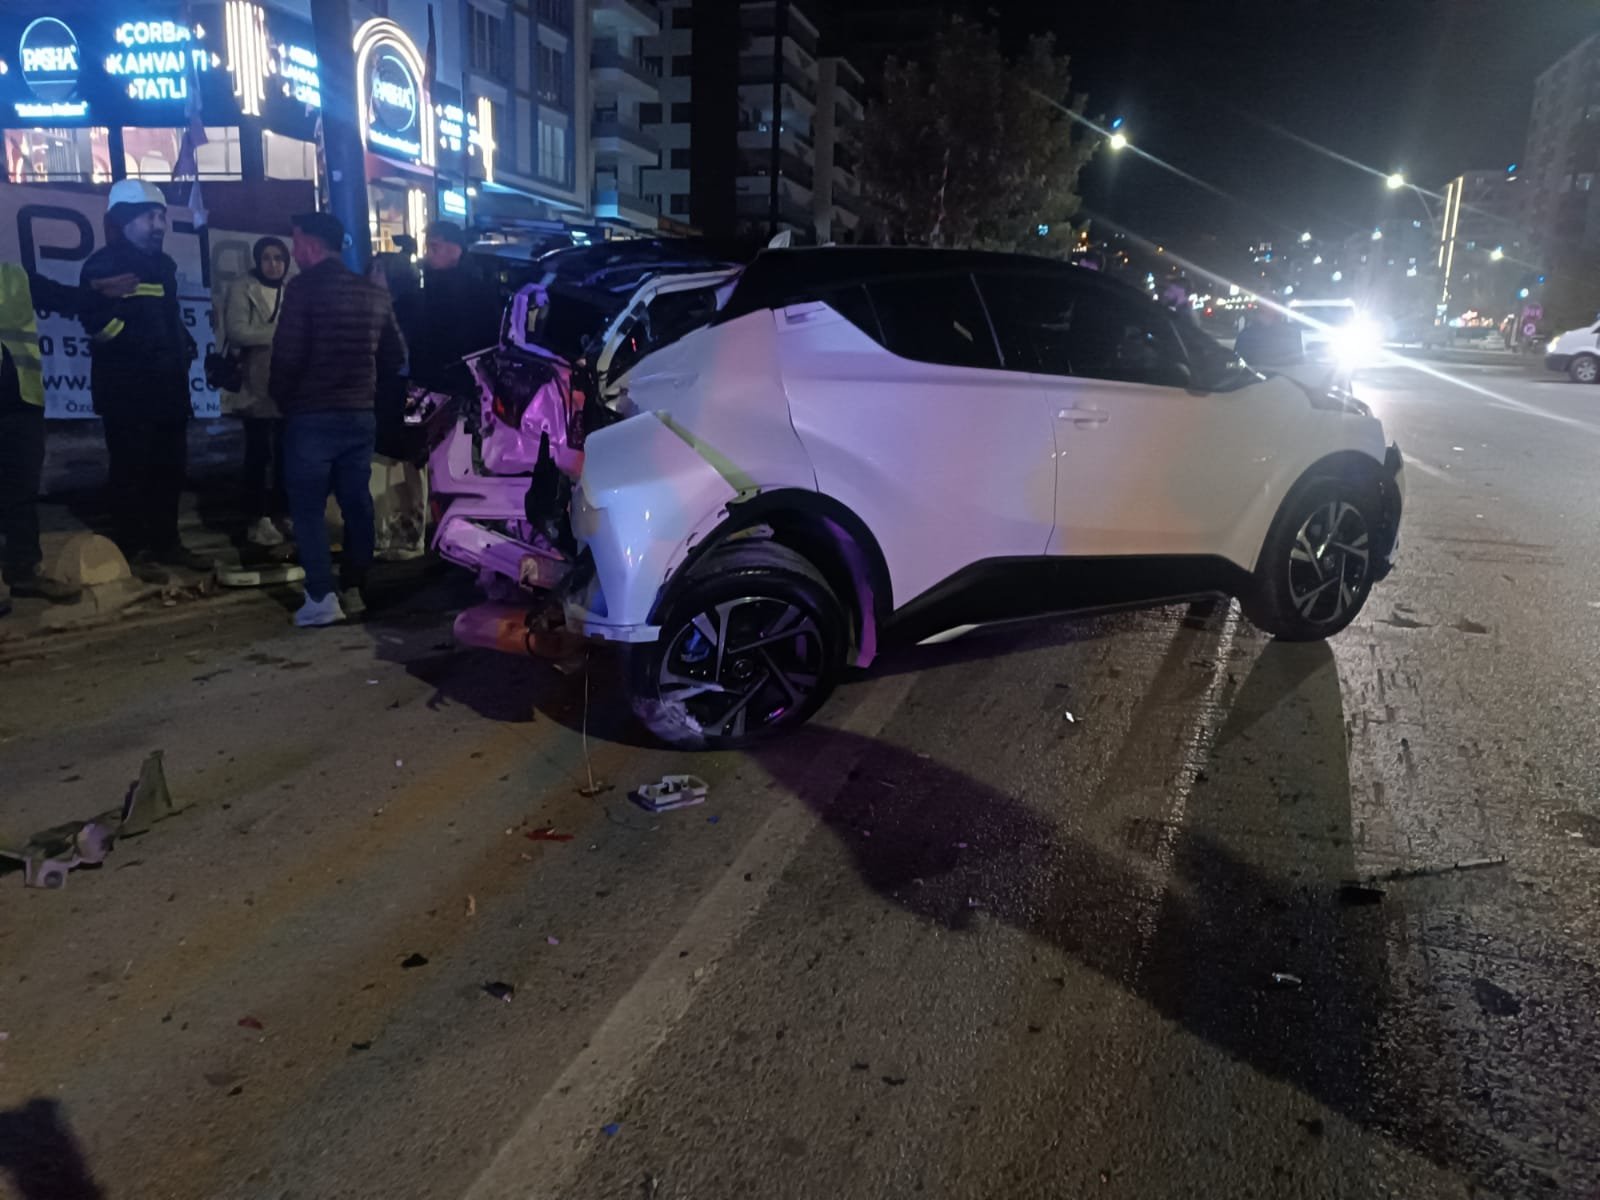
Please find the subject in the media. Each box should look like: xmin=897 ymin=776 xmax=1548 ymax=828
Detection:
xmin=833 ymin=164 xmax=859 ymax=195
xmin=741 ymin=2 xmax=820 ymax=55
xmin=738 ymin=174 xmax=812 ymax=206
xmin=739 ymin=56 xmax=817 ymax=104
xmin=593 ymin=114 xmax=660 ymax=160
xmin=738 ymin=127 xmax=813 ymax=165
xmin=592 ymin=41 xmax=663 ymax=99
xmin=739 ymin=148 xmax=814 ymax=190
xmin=592 ymin=0 xmax=660 ymax=39
xmin=594 ymin=186 xmax=660 ymax=230
xmin=735 ymin=191 xmax=813 ymax=232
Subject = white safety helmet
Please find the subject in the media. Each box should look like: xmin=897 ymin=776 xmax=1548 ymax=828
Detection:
xmin=106 ymin=179 xmax=167 ymax=214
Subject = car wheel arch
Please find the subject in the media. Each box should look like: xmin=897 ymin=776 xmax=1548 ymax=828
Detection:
xmin=653 ymin=489 xmax=893 ymax=668
xmin=1256 ymin=449 xmax=1396 ymax=572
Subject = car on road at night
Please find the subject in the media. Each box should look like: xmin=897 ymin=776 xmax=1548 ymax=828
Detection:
xmin=546 ymin=248 xmax=1405 ymax=747
xmin=1286 ymin=298 xmax=1385 ymax=366
xmin=1541 ymin=318 xmax=1600 ymax=382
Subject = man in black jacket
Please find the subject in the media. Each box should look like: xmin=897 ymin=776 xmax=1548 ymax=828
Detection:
xmin=77 ymin=180 xmax=207 ymax=577
xmin=402 ymin=222 xmax=502 ymax=390
xmin=270 ymin=212 xmax=406 ymax=627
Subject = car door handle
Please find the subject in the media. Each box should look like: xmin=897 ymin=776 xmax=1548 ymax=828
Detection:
xmin=1058 ymin=405 xmax=1110 ymax=424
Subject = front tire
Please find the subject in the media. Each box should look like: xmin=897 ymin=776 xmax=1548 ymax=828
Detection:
xmin=1244 ymin=476 xmax=1381 ymax=641
xmin=1570 ymin=354 xmax=1599 ymax=384
xmin=624 ymin=542 xmax=846 ymax=749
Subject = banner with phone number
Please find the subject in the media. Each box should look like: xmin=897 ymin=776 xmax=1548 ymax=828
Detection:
xmin=0 ymin=185 xmax=268 ymax=419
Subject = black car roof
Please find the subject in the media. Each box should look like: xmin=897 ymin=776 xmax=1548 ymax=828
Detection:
xmin=717 ymin=246 xmax=1146 ymax=321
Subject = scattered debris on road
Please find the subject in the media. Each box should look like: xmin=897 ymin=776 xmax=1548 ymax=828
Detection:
xmin=881 ymin=1075 xmax=907 ymax=1087
xmin=631 ymin=775 xmax=708 ymax=813
xmin=1 ymin=750 xmax=175 ymax=888
xmin=483 ymin=981 xmax=515 ymax=1002
xmin=1269 ymin=972 xmax=1303 ymax=989
xmin=526 ymin=827 xmax=574 ymax=842
xmin=1337 ymin=883 xmax=1387 ymax=906
xmin=1472 ymin=978 xmax=1522 ymax=1018
xmin=400 ymin=953 xmax=429 ymax=969
xmin=601 ymin=1122 xmax=621 ymax=1137
xmin=237 ymin=1016 xmax=264 ymax=1031
xmin=465 ymin=894 xmax=477 ymax=917
xmin=350 ymin=1040 xmax=373 ymax=1052
xmin=1360 ymin=855 xmax=1508 ymax=883
xmin=546 ymin=936 xmax=560 ymax=945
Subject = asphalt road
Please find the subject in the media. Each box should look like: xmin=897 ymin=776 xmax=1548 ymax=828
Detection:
xmin=1 ymin=359 xmax=1598 ymax=1200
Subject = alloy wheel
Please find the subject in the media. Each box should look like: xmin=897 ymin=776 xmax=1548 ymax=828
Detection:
xmin=1286 ymin=500 xmax=1370 ymax=626
xmin=657 ymin=596 xmax=824 ymax=739
xmin=1575 ymin=356 xmax=1598 ymax=384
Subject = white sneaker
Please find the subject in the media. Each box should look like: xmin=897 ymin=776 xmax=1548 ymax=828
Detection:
xmin=246 ymin=516 xmax=286 ymax=547
xmin=293 ymin=591 xmax=346 ymax=627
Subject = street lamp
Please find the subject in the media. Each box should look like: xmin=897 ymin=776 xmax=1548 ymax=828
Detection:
xmin=1371 ymin=228 xmax=1383 ymax=240
xmin=1386 ymin=171 xmax=1406 ymax=190
xmin=1108 ymin=130 xmax=1128 ymax=151
xmin=1299 ymin=230 xmax=1312 ymax=243
xmin=1490 ymin=246 xmax=1505 ymax=261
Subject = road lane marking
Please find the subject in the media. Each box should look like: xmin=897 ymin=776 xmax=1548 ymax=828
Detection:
xmin=461 ymin=672 xmax=919 ymax=1200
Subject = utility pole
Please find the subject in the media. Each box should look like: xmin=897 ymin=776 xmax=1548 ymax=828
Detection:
xmin=769 ymin=0 xmax=787 ymax=238
xmin=311 ymin=0 xmax=371 ymax=272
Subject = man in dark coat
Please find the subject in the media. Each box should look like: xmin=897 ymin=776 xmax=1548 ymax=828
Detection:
xmin=77 ymin=180 xmax=207 ymax=577
xmin=402 ymin=222 xmax=502 ymax=390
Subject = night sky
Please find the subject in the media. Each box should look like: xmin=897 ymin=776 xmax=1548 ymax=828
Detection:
xmin=928 ymin=0 xmax=1598 ymax=265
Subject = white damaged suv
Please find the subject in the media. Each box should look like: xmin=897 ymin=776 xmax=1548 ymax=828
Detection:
xmin=554 ymin=248 xmax=1404 ymax=746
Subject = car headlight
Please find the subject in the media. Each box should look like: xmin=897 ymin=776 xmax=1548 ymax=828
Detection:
xmin=1330 ymin=317 xmax=1383 ymax=367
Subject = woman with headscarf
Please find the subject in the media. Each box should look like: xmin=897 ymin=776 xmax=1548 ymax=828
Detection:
xmin=222 ymin=236 xmax=290 ymax=547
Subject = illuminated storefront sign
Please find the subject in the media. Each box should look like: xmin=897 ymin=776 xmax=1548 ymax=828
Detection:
xmin=15 ymin=17 xmax=87 ymax=119
xmin=354 ymin=19 xmax=433 ymax=167
xmin=103 ymin=19 xmax=216 ymax=103
xmin=437 ymin=98 xmax=495 ymax=184
xmin=439 ymin=188 xmax=466 ymax=218
xmin=222 ymin=0 xmax=318 ymax=122
xmin=276 ymin=41 xmax=319 ymax=108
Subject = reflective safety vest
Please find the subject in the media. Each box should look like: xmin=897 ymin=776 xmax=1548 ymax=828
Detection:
xmin=0 ymin=262 xmax=45 ymax=408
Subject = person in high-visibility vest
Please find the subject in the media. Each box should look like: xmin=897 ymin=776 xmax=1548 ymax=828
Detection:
xmin=78 ymin=179 xmax=207 ymax=580
xmin=0 ymin=263 xmax=84 ymax=617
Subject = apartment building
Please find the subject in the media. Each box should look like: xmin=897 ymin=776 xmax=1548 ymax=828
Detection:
xmin=642 ymin=0 xmax=859 ymax=243
xmin=1524 ymin=31 xmax=1600 ymax=262
xmin=461 ymin=0 xmax=591 ymax=227
xmin=590 ymin=0 xmax=663 ymax=231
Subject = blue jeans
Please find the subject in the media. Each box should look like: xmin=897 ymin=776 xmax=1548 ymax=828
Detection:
xmin=283 ymin=410 xmax=376 ymax=602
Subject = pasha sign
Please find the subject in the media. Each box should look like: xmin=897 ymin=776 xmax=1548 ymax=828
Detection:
xmin=354 ymin=18 xmax=433 ymax=166
xmin=15 ymin=17 xmax=88 ymax=118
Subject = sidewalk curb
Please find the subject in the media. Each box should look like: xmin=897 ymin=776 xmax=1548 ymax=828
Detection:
xmin=0 ymin=577 xmax=278 ymax=658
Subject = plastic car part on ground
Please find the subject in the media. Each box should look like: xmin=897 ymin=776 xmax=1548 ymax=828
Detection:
xmin=0 ymin=750 xmax=175 ymax=889
xmin=630 ymin=775 xmax=709 ymax=813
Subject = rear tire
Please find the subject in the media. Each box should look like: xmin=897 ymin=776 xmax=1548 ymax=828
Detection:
xmin=624 ymin=542 xmax=846 ymax=749
xmin=1243 ymin=475 xmax=1382 ymax=641
xmin=1570 ymin=354 xmax=1599 ymax=384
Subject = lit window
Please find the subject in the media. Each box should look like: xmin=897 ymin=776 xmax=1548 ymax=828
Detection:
xmin=4 ymin=127 xmax=111 ymax=183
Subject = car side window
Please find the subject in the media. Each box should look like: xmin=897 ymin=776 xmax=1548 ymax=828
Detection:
xmin=978 ymin=273 xmax=1190 ymax=387
xmin=974 ymin=273 xmax=1077 ymax=375
xmin=865 ymin=274 xmax=1001 ymax=370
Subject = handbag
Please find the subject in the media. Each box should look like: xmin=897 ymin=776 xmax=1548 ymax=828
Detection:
xmin=206 ymin=282 xmax=282 ymax=394
xmin=204 ymin=344 xmax=244 ymax=393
